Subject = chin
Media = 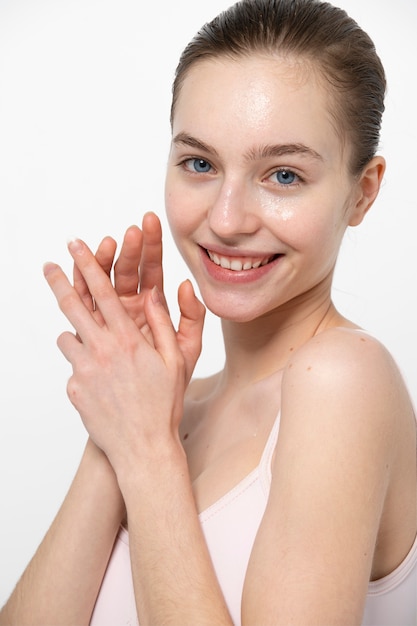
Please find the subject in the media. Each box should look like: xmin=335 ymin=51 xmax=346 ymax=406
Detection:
xmin=201 ymin=293 xmax=270 ymax=324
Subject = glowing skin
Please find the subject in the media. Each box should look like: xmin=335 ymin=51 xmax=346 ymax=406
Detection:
xmin=165 ymin=55 xmax=363 ymax=323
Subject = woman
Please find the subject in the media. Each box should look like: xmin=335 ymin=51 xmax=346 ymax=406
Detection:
xmin=1 ymin=0 xmax=416 ymax=624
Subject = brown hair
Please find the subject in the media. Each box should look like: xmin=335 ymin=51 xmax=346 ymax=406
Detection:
xmin=170 ymin=0 xmax=386 ymax=175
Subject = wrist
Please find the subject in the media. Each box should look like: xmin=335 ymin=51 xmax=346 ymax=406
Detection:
xmin=115 ymin=436 xmax=189 ymax=505
xmin=80 ymin=437 xmax=126 ymax=520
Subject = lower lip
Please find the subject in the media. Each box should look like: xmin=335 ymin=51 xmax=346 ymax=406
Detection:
xmin=199 ymin=247 xmax=282 ymax=284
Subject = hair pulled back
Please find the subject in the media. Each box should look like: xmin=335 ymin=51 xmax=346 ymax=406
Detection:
xmin=171 ymin=0 xmax=386 ymax=175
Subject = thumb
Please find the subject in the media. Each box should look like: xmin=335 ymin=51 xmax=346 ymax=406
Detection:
xmin=177 ymin=280 xmax=205 ymax=385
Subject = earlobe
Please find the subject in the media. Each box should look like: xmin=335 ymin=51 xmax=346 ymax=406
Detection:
xmin=348 ymin=156 xmax=386 ymax=226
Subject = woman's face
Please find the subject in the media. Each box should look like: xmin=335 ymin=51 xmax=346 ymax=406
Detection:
xmin=165 ymin=55 xmax=361 ymax=323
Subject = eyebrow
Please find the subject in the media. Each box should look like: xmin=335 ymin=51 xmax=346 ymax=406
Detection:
xmin=172 ymin=133 xmax=220 ymax=157
xmin=172 ymin=132 xmax=324 ymax=163
xmin=247 ymin=143 xmax=324 ymax=162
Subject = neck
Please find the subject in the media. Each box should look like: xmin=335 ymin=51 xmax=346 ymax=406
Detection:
xmin=218 ymin=295 xmax=344 ymax=388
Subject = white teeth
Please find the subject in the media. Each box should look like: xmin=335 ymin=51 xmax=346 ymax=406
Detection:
xmin=207 ymin=250 xmax=274 ymax=271
xmin=231 ymin=259 xmax=243 ymax=271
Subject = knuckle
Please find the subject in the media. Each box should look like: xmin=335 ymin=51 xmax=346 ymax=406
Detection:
xmin=66 ymin=376 xmax=79 ymax=405
xmin=113 ymin=257 xmax=129 ymax=277
xmin=91 ymin=283 xmax=109 ymax=302
xmin=58 ymin=291 xmax=78 ymax=314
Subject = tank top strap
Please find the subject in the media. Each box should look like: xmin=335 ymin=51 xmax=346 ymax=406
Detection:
xmin=258 ymin=411 xmax=281 ymax=495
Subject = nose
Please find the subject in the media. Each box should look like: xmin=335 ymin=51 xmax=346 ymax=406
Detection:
xmin=207 ymin=177 xmax=261 ymax=241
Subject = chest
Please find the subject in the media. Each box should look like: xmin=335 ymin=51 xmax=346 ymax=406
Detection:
xmin=180 ymin=380 xmax=281 ymax=513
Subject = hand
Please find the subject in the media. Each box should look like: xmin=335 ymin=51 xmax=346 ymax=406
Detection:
xmin=73 ymin=212 xmax=167 ymax=345
xmin=43 ymin=238 xmax=205 ymax=471
xmin=72 ymin=212 xmax=204 ymax=384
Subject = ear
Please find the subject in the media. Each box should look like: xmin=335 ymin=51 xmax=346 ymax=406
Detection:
xmin=348 ymin=156 xmax=386 ymax=227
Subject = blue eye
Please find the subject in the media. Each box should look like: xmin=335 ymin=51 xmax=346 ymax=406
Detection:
xmin=187 ymin=158 xmax=212 ymax=173
xmin=273 ymin=169 xmax=298 ymax=185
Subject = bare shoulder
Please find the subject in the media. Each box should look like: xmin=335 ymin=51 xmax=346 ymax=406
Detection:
xmin=279 ymin=327 xmax=416 ymax=467
xmin=282 ymin=327 xmax=411 ymax=419
xmin=285 ymin=326 xmax=397 ymax=377
xmin=244 ymin=328 xmax=416 ymax=622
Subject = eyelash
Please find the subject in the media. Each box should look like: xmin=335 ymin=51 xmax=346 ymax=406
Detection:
xmin=266 ymin=168 xmax=304 ymax=187
xmin=178 ymin=158 xmax=304 ymax=188
xmin=179 ymin=157 xmax=215 ymax=175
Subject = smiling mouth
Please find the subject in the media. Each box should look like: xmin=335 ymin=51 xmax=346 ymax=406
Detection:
xmin=205 ymin=249 xmax=280 ymax=271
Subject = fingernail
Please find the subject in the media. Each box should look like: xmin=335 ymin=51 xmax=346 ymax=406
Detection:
xmin=43 ymin=262 xmax=58 ymax=277
xmin=151 ymin=285 xmax=161 ymax=305
xmin=67 ymin=238 xmax=83 ymax=255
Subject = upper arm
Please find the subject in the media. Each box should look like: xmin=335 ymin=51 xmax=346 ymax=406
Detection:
xmin=242 ymin=330 xmax=405 ymax=625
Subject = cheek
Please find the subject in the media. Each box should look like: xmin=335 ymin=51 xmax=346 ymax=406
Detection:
xmin=297 ymin=215 xmax=345 ymax=254
xmin=165 ymin=173 xmax=185 ymax=232
xmin=267 ymin=207 xmax=346 ymax=260
xmin=165 ymin=193 xmax=184 ymax=245
xmin=296 ymin=215 xmax=348 ymax=275
xmin=165 ymin=167 xmax=216 ymax=236
xmin=164 ymin=176 xmax=199 ymax=246
xmin=257 ymin=188 xmax=338 ymax=251
xmin=256 ymin=188 xmax=297 ymax=224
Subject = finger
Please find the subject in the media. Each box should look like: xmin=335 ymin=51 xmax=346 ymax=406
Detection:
xmin=57 ymin=330 xmax=83 ymax=364
xmin=139 ymin=212 xmax=164 ymax=293
xmin=144 ymin=287 xmax=182 ymax=366
xmin=73 ymin=264 xmax=94 ymax=312
xmin=114 ymin=226 xmax=142 ymax=296
xmin=73 ymin=237 xmax=117 ymax=314
xmin=44 ymin=262 xmax=102 ymax=343
xmin=176 ymin=280 xmax=205 ymax=384
xmin=66 ymin=240 xmax=137 ymax=334
xmin=73 ymin=237 xmax=116 ymax=337
xmin=95 ymin=236 xmax=117 ymax=277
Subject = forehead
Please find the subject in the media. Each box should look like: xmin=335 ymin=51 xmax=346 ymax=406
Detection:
xmin=172 ymin=55 xmax=343 ymax=164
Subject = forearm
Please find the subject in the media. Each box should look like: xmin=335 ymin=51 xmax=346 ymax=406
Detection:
xmin=0 ymin=439 xmax=125 ymax=626
xmin=39 ymin=231 xmax=210 ymax=623
xmin=119 ymin=443 xmax=232 ymax=626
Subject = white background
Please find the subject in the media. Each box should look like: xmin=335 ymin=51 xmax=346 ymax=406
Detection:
xmin=0 ymin=0 xmax=416 ymax=604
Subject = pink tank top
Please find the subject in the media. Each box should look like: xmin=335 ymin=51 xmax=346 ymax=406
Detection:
xmin=90 ymin=413 xmax=417 ymax=626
